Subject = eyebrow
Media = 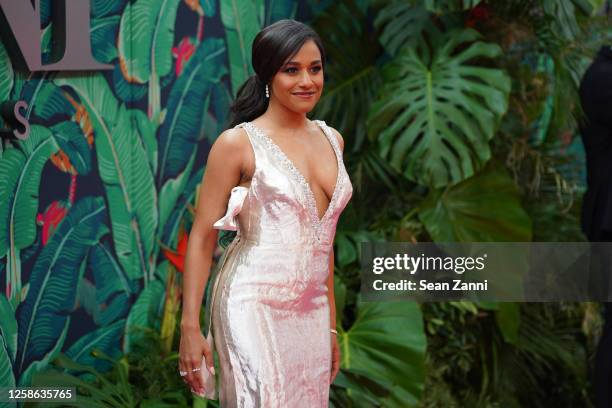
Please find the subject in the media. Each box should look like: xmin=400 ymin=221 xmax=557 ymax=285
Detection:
xmin=284 ymin=60 xmax=322 ymax=66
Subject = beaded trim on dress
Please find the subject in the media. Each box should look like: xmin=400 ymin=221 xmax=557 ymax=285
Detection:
xmin=241 ymin=120 xmax=345 ymax=239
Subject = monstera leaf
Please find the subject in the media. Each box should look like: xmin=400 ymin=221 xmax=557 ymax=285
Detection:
xmin=368 ymin=27 xmax=510 ymax=188
xmin=339 ymin=296 xmax=426 ymax=405
xmin=418 ymin=160 xmax=532 ymax=242
xmin=374 ymin=1 xmax=430 ymax=57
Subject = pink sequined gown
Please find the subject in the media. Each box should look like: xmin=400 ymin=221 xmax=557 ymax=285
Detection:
xmin=198 ymin=120 xmax=353 ymax=407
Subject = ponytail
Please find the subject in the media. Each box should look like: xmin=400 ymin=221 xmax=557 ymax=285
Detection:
xmin=227 ymin=74 xmax=269 ymax=128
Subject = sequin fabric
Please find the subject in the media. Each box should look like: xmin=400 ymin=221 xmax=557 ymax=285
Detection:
xmin=199 ymin=120 xmax=353 ymax=407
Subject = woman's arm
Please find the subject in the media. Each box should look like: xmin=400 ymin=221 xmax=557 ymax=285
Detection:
xmin=180 ymin=128 xmax=247 ymax=330
xmin=179 ymin=127 xmax=248 ymax=394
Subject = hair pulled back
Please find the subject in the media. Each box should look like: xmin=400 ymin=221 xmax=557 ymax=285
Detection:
xmin=227 ymin=19 xmax=326 ymax=128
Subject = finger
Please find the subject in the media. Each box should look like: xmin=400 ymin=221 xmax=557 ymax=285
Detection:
xmin=203 ymin=345 xmax=216 ymax=375
xmin=184 ymin=358 xmax=201 ymax=393
xmin=190 ymin=357 xmax=206 ymax=394
xmin=179 ymin=357 xmax=191 ymax=385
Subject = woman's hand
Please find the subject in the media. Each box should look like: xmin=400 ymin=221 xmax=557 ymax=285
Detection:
xmin=330 ymin=334 xmax=340 ymax=384
xmin=179 ymin=326 xmax=215 ymax=395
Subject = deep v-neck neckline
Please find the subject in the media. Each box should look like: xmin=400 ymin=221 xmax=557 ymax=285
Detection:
xmin=246 ymin=120 xmax=341 ymax=226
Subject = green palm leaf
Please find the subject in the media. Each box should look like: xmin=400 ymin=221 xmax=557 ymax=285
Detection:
xmin=220 ymin=0 xmax=262 ymax=96
xmin=340 ymin=296 xmax=426 ymax=405
xmin=0 ymin=41 xmax=12 ymax=102
xmin=0 ymin=295 xmax=17 ymax=406
xmin=91 ymin=0 xmax=128 ymax=18
xmin=0 ymin=295 xmax=17 ymax=363
xmin=0 ymin=126 xmax=58 ymax=256
xmin=122 ymin=280 xmax=165 ymax=353
xmin=161 ymin=167 xmax=203 ymax=247
xmin=117 ymin=0 xmax=180 ymax=83
xmin=368 ymin=27 xmax=511 ymax=188
xmin=15 ymin=197 xmax=108 ymax=386
xmin=85 ymin=242 xmax=135 ymax=326
xmin=65 ymin=319 xmax=125 ymax=372
xmin=50 ymin=121 xmax=92 ymax=175
xmin=157 ymin=38 xmax=226 ymax=186
xmin=55 ymin=73 xmax=158 ymax=281
xmin=15 ymin=77 xmax=75 ymax=121
xmin=418 ymin=160 xmax=532 ymax=241
xmin=91 ymin=15 xmax=121 ymax=64
xmin=0 ymin=338 xmax=15 ymax=408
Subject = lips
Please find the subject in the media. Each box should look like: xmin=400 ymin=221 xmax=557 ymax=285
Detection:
xmin=292 ymin=91 xmax=315 ymax=98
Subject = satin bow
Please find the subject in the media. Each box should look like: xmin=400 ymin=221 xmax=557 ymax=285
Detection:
xmin=212 ymin=186 xmax=248 ymax=231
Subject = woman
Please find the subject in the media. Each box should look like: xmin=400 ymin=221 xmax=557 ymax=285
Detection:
xmin=178 ymin=18 xmax=353 ymax=407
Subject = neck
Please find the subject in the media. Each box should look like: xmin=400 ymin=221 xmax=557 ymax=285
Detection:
xmin=262 ymin=98 xmax=309 ymax=130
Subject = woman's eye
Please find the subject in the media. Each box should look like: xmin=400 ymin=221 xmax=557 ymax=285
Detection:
xmin=284 ymin=66 xmax=322 ymax=74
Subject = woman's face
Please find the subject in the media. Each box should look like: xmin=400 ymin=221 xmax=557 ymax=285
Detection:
xmin=269 ymin=39 xmax=324 ymax=113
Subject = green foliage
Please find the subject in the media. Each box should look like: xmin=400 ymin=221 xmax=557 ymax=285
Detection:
xmin=0 ymin=0 xmax=607 ymax=406
xmin=338 ymin=298 xmax=427 ymax=405
xmin=424 ymin=0 xmax=484 ymax=13
xmin=117 ymin=0 xmax=180 ymax=83
xmin=0 ymin=126 xmax=59 ymax=255
xmin=369 ymin=25 xmax=511 ymax=188
xmin=0 ymin=42 xmax=12 ymax=102
xmin=55 ymin=74 xmax=158 ymax=282
xmin=220 ymin=0 xmax=263 ymax=96
xmin=16 ymin=197 xmax=109 ymax=387
xmin=31 ymin=317 xmax=212 ymax=407
xmin=312 ymin=0 xmax=607 ymax=406
xmin=418 ymin=160 xmax=532 ymax=242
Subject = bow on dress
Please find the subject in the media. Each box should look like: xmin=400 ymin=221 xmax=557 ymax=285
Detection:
xmin=212 ymin=186 xmax=248 ymax=231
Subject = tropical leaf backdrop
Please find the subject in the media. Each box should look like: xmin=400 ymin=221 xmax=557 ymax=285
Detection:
xmin=0 ymin=0 xmax=611 ymax=407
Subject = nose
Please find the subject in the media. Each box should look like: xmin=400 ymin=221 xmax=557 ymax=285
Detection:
xmin=298 ymin=69 xmax=314 ymax=87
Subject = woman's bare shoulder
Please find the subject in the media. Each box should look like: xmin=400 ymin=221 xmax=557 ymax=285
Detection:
xmin=209 ymin=126 xmax=251 ymax=156
xmin=326 ymin=125 xmax=345 ymax=152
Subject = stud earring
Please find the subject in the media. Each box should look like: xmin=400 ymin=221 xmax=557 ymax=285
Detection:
xmin=265 ymin=84 xmax=270 ymax=98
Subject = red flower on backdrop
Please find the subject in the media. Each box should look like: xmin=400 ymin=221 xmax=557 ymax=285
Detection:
xmin=37 ymin=201 xmax=69 ymax=245
xmin=172 ymin=37 xmax=196 ymax=76
xmin=162 ymin=230 xmax=188 ymax=272
xmin=465 ymin=3 xmax=491 ymax=28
